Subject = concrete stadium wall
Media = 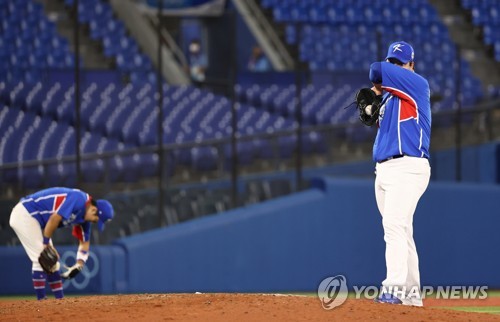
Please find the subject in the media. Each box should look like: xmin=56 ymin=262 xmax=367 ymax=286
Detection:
xmin=2 ymin=176 xmax=500 ymax=295
xmin=430 ymin=142 xmax=500 ymax=183
xmin=116 ymin=186 xmax=374 ymax=293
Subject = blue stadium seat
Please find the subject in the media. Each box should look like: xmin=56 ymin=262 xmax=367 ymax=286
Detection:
xmin=17 ymin=116 xmax=52 ymax=188
xmin=495 ymin=42 xmax=500 ymax=61
xmin=136 ymin=152 xmax=159 ymax=178
xmin=309 ymin=5 xmax=328 ymax=23
xmin=89 ymin=19 xmax=108 ymax=40
xmin=105 ymin=95 xmax=132 ymax=138
xmin=80 ymin=132 xmax=105 ymax=182
xmin=302 ymin=131 xmax=327 ymax=154
xmin=261 ymin=0 xmax=278 ymax=8
xmin=273 ymin=6 xmax=291 ymax=22
xmin=224 ymin=141 xmax=255 ymax=169
xmin=192 ymin=146 xmax=218 ymax=171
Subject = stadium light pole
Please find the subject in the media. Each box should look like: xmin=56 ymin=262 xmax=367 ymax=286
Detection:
xmin=157 ymin=0 xmax=166 ymax=227
xmin=73 ymin=0 xmax=82 ymax=186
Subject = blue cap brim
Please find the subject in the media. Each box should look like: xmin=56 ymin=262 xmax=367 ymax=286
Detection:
xmin=96 ymin=199 xmax=114 ymax=232
xmin=385 ymin=54 xmax=411 ymax=64
xmin=98 ymin=219 xmax=105 ymax=232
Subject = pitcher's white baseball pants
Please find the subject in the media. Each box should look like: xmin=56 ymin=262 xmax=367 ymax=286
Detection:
xmin=375 ymin=156 xmax=430 ymax=306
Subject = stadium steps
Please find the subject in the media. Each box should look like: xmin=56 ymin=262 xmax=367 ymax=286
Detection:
xmin=256 ymin=1 xmax=301 ymax=67
xmin=429 ymin=0 xmax=500 ymax=87
xmin=38 ymin=0 xmax=113 ymax=69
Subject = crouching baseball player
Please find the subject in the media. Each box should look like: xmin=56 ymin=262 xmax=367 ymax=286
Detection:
xmin=9 ymin=187 xmax=114 ymax=300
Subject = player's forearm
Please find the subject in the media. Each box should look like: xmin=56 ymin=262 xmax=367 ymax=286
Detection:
xmin=79 ymin=240 xmax=90 ymax=252
xmin=43 ymin=213 xmax=62 ymax=244
xmin=77 ymin=240 xmax=90 ymax=266
xmin=371 ymin=84 xmax=382 ymax=96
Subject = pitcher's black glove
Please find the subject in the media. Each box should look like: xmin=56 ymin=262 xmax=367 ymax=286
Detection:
xmin=355 ymin=88 xmax=383 ymax=126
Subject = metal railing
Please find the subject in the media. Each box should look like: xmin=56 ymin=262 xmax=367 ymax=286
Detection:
xmin=146 ymin=14 xmax=189 ymax=71
xmin=2 ymin=99 xmax=499 ymax=195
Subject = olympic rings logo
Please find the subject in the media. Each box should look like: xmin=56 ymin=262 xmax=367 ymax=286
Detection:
xmin=60 ymin=251 xmax=100 ymax=290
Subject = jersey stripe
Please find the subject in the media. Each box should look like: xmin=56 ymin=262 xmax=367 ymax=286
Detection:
xmin=53 ymin=195 xmax=66 ymax=213
xmin=382 ymin=86 xmax=419 ymax=123
xmin=419 ymin=128 xmax=423 ymax=151
xmin=27 ymin=210 xmax=53 ymax=215
xmin=397 ymin=99 xmax=402 ymax=155
xmin=72 ymin=225 xmax=87 ymax=242
xmin=22 ymin=193 xmax=68 ymax=215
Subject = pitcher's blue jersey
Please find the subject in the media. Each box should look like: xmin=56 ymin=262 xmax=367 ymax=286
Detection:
xmin=20 ymin=187 xmax=91 ymax=241
xmin=370 ymin=62 xmax=431 ymax=162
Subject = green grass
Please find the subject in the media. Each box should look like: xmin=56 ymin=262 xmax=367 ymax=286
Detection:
xmin=0 ymin=295 xmax=36 ymax=301
xmin=0 ymin=294 xmax=83 ymax=301
xmin=441 ymin=307 xmax=500 ymax=315
xmin=486 ymin=290 xmax=500 ymax=297
xmin=422 ymin=289 xmax=500 ymax=300
xmin=292 ymin=289 xmax=500 ymax=298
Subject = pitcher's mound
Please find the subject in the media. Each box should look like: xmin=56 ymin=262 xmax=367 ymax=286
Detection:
xmin=2 ymin=293 xmax=500 ymax=321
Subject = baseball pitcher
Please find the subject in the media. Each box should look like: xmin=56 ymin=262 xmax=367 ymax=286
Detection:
xmin=356 ymin=41 xmax=431 ymax=306
xmin=9 ymin=187 xmax=114 ymax=300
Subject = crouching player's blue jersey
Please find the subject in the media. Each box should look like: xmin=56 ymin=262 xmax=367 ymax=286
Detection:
xmin=21 ymin=187 xmax=92 ymax=241
xmin=369 ymin=62 xmax=431 ymax=162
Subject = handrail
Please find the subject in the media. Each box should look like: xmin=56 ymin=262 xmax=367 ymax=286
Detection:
xmin=146 ymin=14 xmax=189 ymax=70
xmin=232 ymin=0 xmax=295 ymax=71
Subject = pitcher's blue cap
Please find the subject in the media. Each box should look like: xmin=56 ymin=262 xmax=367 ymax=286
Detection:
xmin=385 ymin=41 xmax=415 ymax=64
xmin=96 ymin=199 xmax=114 ymax=232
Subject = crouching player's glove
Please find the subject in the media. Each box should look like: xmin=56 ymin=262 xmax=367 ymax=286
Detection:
xmin=38 ymin=245 xmax=60 ymax=273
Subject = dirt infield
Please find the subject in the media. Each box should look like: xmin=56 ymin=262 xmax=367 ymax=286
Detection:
xmin=2 ymin=293 xmax=500 ymax=322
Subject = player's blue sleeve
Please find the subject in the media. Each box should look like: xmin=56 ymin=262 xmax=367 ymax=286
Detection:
xmin=369 ymin=62 xmax=382 ymax=84
xmin=72 ymin=222 xmax=91 ymax=242
xmin=380 ymin=62 xmax=424 ymax=97
xmin=378 ymin=62 xmax=430 ymax=116
xmin=82 ymin=222 xmax=91 ymax=242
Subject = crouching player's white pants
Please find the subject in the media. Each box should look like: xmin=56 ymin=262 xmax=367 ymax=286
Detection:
xmin=9 ymin=203 xmax=46 ymax=271
xmin=10 ymin=203 xmax=64 ymax=300
xmin=375 ymin=156 xmax=430 ymax=306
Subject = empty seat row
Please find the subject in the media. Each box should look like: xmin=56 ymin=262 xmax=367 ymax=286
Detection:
xmin=0 ymin=78 xmax=333 ymax=188
xmin=273 ymin=4 xmax=439 ymax=24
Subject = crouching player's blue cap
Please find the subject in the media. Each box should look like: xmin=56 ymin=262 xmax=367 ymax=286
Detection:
xmin=385 ymin=41 xmax=415 ymax=64
xmin=96 ymin=199 xmax=114 ymax=232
